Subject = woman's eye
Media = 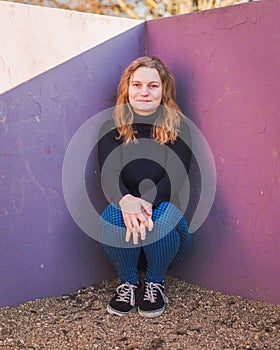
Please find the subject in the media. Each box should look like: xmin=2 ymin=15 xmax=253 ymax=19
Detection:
xmin=132 ymin=83 xmax=140 ymax=87
xmin=150 ymin=84 xmax=158 ymax=89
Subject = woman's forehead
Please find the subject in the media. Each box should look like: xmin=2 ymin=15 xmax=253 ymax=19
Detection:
xmin=131 ymin=67 xmax=161 ymax=82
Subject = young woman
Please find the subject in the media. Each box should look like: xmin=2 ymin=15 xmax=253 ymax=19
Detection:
xmin=98 ymin=56 xmax=192 ymax=318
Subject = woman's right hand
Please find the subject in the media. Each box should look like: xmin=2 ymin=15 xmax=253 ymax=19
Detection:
xmin=119 ymin=194 xmax=153 ymax=244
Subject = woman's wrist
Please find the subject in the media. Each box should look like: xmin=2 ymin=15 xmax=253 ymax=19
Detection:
xmin=119 ymin=194 xmax=133 ymax=207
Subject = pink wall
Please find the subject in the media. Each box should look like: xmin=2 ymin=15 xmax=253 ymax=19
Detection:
xmin=147 ymin=0 xmax=280 ymax=303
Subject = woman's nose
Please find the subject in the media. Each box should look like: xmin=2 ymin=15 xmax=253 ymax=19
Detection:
xmin=140 ymin=85 xmax=149 ymax=95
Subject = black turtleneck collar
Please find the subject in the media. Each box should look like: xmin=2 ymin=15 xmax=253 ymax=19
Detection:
xmin=133 ymin=109 xmax=159 ymax=125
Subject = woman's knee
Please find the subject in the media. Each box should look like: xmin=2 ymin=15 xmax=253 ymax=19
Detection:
xmin=101 ymin=202 xmax=121 ymax=216
xmin=100 ymin=203 xmax=123 ymax=225
xmin=152 ymin=202 xmax=184 ymax=231
xmin=98 ymin=203 xmax=125 ymax=243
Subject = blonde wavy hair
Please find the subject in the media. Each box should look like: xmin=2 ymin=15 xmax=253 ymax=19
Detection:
xmin=113 ymin=56 xmax=183 ymax=144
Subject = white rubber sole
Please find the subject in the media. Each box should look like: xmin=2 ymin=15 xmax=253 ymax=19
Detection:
xmin=106 ymin=304 xmax=135 ymax=316
xmin=137 ymin=305 xmax=166 ymax=318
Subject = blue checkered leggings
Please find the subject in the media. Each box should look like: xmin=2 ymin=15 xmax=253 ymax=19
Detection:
xmin=98 ymin=201 xmax=192 ymax=284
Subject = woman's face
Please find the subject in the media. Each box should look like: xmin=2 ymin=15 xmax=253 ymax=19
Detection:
xmin=128 ymin=67 xmax=163 ymax=116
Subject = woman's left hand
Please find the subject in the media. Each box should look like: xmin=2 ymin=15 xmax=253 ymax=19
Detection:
xmin=119 ymin=195 xmax=153 ymax=244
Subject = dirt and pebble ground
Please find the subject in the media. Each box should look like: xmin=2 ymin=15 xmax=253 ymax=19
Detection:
xmin=0 ymin=275 xmax=279 ymax=350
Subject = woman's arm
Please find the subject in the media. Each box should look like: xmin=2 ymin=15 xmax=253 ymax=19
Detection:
xmin=141 ymin=120 xmax=192 ymax=207
xmin=98 ymin=120 xmax=130 ymax=205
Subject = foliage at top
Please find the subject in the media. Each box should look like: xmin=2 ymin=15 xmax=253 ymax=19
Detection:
xmin=4 ymin=0 xmax=253 ymax=19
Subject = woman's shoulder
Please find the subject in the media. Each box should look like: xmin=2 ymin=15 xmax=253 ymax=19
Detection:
xmin=178 ymin=115 xmax=192 ymax=142
xmin=99 ymin=118 xmax=118 ymax=139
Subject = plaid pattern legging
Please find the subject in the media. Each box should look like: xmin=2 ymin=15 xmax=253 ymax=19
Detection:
xmin=98 ymin=201 xmax=192 ymax=284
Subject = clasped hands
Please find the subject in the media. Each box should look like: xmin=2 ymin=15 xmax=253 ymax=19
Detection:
xmin=119 ymin=194 xmax=153 ymax=245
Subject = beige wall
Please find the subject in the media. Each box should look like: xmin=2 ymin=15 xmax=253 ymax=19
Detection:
xmin=0 ymin=2 xmax=143 ymax=94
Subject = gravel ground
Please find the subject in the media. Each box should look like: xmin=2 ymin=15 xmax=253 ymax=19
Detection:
xmin=0 ymin=275 xmax=279 ymax=350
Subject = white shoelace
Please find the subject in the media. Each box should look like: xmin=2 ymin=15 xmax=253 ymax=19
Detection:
xmin=115 ymin=282 xmax=137 ymax=306
xmin=143 ymin=282 xmax=168 ymax=304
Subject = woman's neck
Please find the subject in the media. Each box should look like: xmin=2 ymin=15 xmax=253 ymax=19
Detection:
xmin=133 ymin=109 xmax=159 ymax=124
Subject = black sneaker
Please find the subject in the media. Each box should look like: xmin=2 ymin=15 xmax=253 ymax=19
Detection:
xmin=138 ymin=280 xmax=168 ymax=318
xmin=106 ymin=282 xmax=140 ymax=316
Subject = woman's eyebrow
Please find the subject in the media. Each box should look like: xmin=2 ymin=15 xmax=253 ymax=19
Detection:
xmin=131 ymin=80 xmax=161 ymax=84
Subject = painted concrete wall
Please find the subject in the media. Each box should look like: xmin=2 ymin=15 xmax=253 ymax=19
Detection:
xmin=0 ymin=1 xmax=143 ymax=94
xmin=147 ymin=0 xmax=280 ymax=304
xmin=0 ymin=2 xmax=145 ymax=307
xmin=1 ymin=0 xmax=280 ymax=307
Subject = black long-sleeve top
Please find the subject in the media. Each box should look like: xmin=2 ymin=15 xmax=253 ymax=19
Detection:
xmin=98 ymin=110 xmax=192 ymax=209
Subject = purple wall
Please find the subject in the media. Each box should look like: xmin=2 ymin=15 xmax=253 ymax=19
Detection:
xmin=147 ymin=0 xmax=280 ymax=303
xmin=0 ymin=26 xmax=145 ymax=307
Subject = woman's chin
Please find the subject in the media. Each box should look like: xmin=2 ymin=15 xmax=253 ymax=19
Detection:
xmin=132 ymin=104 xmax=158 ymax=115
